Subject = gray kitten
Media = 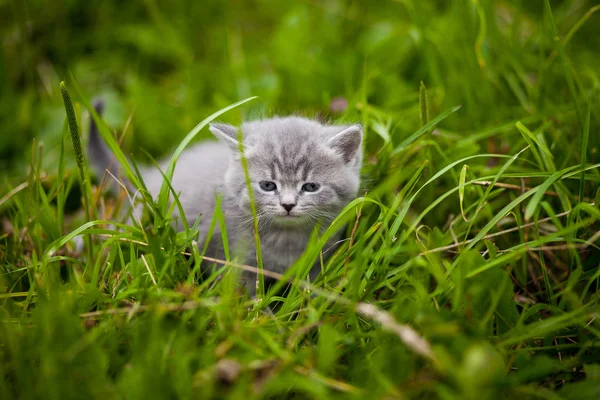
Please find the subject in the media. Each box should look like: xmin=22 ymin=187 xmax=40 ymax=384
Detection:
xmin=89 ymin=101 xmax=362 ymax=294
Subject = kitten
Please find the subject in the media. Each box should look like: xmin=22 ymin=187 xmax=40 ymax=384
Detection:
xmin=88 ymin=101 xmax=363 ymax=294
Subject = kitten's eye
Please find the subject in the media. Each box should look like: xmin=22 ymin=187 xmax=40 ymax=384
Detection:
xmin=301 ymin=182 xmax=320 ymax=192
xmin=259 ymin=181 xmax=277 ymax=192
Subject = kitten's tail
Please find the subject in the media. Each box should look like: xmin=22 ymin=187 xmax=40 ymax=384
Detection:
xmin=88 ymin=99 xmax=128 ymax=189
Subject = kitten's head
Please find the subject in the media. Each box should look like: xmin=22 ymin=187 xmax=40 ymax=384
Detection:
xmin=210 ymin=117 xmax=362 ymax=229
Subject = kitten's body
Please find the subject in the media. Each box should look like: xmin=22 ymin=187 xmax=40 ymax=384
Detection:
xmin=89 ymin=102 xmax=362 ymax=292
xmin=142 ymin=141 xmax=313 ymax=280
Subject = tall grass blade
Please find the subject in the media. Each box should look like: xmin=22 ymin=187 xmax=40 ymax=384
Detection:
xmin=392 ymin=105 xmax=461 ymax=154
xmin=390 ymin=153 xmax=512 ymax=240
xmin=459 ymin=164 xmax=468 ymax=221
xmin=544 ymin=0 xmax=584 ymax=127
xmin=524 ymin=165 xmax=579 ymax=221
xmin=578 ymin=102 xmax=591 ymax=208
xmin=60 ymin=81 xmax=95 ymax=259
xmin=157 ymin=96 xmax=258 ymax=212
xmin=419 ymin=81 xmax=429 ymax=127
xmin=237 ymin=132 xmax=264 ymax=298
xmin=68 ymin=74 xmax=142 ymax=189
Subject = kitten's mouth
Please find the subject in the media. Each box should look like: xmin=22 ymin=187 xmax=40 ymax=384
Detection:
xmin=273 ymin=213 xmax=308 ymax=226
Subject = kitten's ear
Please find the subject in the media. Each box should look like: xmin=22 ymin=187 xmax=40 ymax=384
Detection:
xmin=209 ymin=123 xmax=239 ymax=147
xmin=326 ymin=125 xmax=363 ymax=163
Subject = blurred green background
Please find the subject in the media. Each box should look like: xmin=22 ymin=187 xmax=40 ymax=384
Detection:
xmin=2 ymin=0 xmax=599 ymax=180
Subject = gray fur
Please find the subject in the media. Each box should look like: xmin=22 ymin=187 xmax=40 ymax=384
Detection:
xmin=89 ymin=111 xmax=362 ymax=294
xmin=88 ymin=100 xmax=112 ymax=180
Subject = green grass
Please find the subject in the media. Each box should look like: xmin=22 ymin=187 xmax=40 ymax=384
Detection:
xmin=1 ymin=0 xmax=600 ymax=399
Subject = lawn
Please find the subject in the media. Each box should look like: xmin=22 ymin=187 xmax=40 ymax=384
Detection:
xmin=1 ymin=0 xmax=600 ymax=399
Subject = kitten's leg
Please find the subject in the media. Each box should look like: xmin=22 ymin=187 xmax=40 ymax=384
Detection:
xmin=240 ymin=270 xmax=258 ymax=297
xmin=307 ymin=231 xmax=345 ymax=286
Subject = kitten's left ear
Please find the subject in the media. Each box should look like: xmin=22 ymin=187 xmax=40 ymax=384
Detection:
xmin=326 ymin=125 xmax=362 ymax=163
xmin=209 ymin=123 xmax=239 ymax=147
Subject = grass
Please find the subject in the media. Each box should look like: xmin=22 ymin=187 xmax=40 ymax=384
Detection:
xmin=1 ymin=0 xmax=600 ymax=398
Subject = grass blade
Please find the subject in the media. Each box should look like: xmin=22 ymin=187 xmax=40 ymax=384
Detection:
xmin=544 ymin=0 xmax=584 ymax=127
xmin=392 ymin=105 xmax=462 ymax=154
xmin=524 ymin=165 xmax=579 ymax=221
xmin=157 ymin=96 xmax=258 ymax=212
xmin=60 ymin=81 xmax=95 ymax=260
xmin=578 ymin=102 xmax=591 ymax=208
xmin=68 ymin=74 xmax=142 ymax=189
xmin=419 ymin=81 xmax=429 ymax=127
xmin=459 ymin=164 xmax=468 ymax=221
xmin=390 ymin=153 xmax=512 ymax=240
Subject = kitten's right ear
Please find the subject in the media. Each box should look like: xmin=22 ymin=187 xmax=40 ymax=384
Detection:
xmin=209 ymin=123 xmax=239 ymax=147
xmin=326 ymin=124 xmax=363 ymax=163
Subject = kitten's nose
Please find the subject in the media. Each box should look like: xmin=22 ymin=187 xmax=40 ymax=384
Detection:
xmin=281 ymin=203 xmax=295 ymax=213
